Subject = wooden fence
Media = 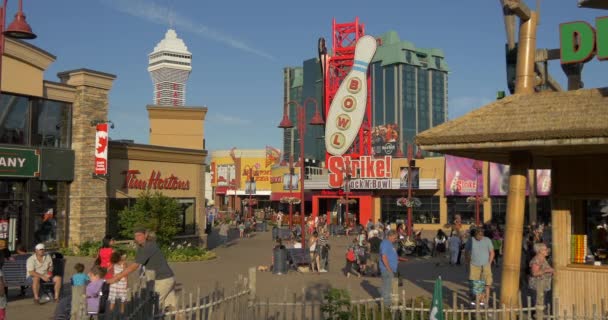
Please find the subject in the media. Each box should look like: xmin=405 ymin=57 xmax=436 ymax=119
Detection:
xmin=93 ymin=267 xmax=608 ymax=320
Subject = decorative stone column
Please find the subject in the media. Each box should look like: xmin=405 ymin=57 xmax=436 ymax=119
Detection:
xmin=57 ymin=69 xmax=116 ymax=246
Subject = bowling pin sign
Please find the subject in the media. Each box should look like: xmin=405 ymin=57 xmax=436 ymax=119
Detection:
xmin=325 ymin=35 xmax=377 ymax=156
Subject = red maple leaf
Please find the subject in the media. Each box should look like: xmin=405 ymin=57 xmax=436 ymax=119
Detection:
xmin=97 ymin=136 xmax=108 ymax=154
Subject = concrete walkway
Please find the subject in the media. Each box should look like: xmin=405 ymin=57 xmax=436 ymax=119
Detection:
xmin=7 ymin=229 xmax=509 ymax=320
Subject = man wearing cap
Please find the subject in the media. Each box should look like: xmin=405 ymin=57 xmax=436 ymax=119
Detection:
xmin=108 ymin=227 xmax=176 ymax=310
xmin=26 ymin=243 xmax=62 ymax=303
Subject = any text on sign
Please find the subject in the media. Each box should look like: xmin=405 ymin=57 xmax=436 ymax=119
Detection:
xmin=327 ymin=156 xmax=392 ymax=189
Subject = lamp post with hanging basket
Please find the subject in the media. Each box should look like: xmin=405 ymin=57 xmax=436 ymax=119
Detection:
xmin=278 ymin=98 xmax=324 ymax=248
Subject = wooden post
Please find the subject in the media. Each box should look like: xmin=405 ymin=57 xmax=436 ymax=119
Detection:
xmin=499 ymin=152 xmax=529 ymax=310
xmin=515 ymin=11 xmax=538 ymax=95
xmin=391 ymin=277 xmax=399 ymax=309
xmin=249 ymin=267 xmax=256 ymax=306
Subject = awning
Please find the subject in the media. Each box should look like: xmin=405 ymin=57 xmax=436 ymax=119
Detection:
xmin=215 ymin=186 xmax=229 ymax=195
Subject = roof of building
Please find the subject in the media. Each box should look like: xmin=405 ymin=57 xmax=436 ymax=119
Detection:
xmin=415 ymin=87 xmax=608 ymax=164
xmin=578 ymin=0 xmax=608 ymax=9
xmin=151 ymin=29 xmax=191 ymax=55
xmin=371 ymin=31 xmax=449 ymax=72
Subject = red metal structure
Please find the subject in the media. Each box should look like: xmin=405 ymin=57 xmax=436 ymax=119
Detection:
xmin=324 ymin=17 xmax=372 ymax=163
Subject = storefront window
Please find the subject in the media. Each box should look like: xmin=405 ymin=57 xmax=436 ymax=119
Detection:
xmin=447 ymin=197 xmax=484 ymax=225
xmin=381 ymin=196 xmax=440 ymax=224
xmin=177 ymin=198 xmax=196 ymax=236
xmin=31 ymin=100 xmax=71 ymax=148
xmin=0 ymin=180 xmax=25 ymax=251
xmin=0 ymin=94 xmax=29 ymax=145
xmin=30 ymin=181 xmax=63 ymax=244
xmin=572 ymin=200 xmax=608 ymax=265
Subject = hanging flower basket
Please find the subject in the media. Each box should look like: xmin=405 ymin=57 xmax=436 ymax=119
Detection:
xmin=338 ymin=197 xmax=357 ymax=205
xmin=396 ymin=197 xmax=421 ymax=208
xmin=242 ymin=199 xmax=258 ymax=206
xmin=280 ymin=197 xmax=301 ymax=205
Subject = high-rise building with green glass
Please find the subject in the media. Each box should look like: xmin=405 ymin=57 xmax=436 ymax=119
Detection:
xmin=371 ymin=31 xmax=449 ymax=152
xmin=282 ymin=30 xmax=448 ymax=162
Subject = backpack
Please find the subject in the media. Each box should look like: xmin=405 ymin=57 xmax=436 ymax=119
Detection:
xmin=346 ymin=249 xmax=356 ymax=262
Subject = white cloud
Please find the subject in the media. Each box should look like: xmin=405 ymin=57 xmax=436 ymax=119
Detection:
xmin=101 ymin=0 xmax=274 ymax=60
xmin=207 ymin=113 xmax=252 ymax=125
xmin=448 ymin=96 xmax=493 ymax=120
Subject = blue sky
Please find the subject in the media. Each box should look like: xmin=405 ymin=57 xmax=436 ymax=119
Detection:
xmin=16 ymin=0 xmax=608 ymax=152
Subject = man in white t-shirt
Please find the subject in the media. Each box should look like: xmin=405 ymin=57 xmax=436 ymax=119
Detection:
xmin=26 ymin=243 xmax=62 ymax=303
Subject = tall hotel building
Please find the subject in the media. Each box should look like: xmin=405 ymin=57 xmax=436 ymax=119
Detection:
xmin=282 ymin=30 xmax=448 ymax=162
xmin=371 ymin=31 xmax=449 ymax=148
xmin=148 ymin=29 xmax=193 ymax=106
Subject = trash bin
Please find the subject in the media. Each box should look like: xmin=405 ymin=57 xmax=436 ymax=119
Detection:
xmin=273 ymin=247 xmax=288 ymax=275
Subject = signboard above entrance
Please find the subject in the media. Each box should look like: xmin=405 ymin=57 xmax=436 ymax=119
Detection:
xmin=0 ymin=147 xmax=40 ymax=177
xmin=327 ymin=155 xmax=391 ymax=189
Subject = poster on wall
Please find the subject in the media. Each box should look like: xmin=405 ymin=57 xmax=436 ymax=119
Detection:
xmin=216 ymin=165 xmax=236 ymax=186
xmin=399 ymin=167 xmax=419 ymax=189
xmin=94 ymin=123 xmax=109 ymax=175
xmin=489 ymin=163 xmax=529 ymax=196
xmin=282 ymin=174 xmax=299 ymax=191
xmin=371 ymin=124 xmax=400 ymax=157
xmin=444 ymin=155 xmax=483 ymax=196
xmin=536 ymin=169 xmax=551 ymax=196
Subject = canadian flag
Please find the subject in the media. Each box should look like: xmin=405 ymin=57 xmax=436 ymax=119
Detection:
xmin=94 ymin=123 xmax=109 ymax=175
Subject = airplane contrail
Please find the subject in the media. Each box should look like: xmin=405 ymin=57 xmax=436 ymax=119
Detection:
xmin=101 ymin=0 xmax=275 ymax=60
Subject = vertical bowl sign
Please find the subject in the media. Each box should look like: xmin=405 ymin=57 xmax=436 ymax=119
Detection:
xmin=325 ymin=35 xmax=377 ymax=155
xmin=95 ymin=123 xmax=109 ymax=175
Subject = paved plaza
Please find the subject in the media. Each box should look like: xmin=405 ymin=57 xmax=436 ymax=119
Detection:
xmin=8 ymin=229 xmax=506 ymax=320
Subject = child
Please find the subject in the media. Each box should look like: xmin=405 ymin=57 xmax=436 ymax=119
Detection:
xmin=239 ymin=221 xmax=245 ymax=238
xmin=345 ymin=242 xmax=360 ymax=278
xmin=86 ymin=265 xmax=106 ymax=316
xmin=108 ymin=251 xmax=128 ymax=312
xmin=70 ymin=263 xmax=89 ymax=319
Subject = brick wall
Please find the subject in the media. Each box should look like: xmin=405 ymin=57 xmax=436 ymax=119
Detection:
xmin=58 ymin=69 xmax=116 ymax=246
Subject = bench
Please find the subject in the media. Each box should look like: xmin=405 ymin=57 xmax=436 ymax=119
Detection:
xmin=2 ymin=252 xmax=65 ymax=298
xmin=286 ymin=248 xmax=310 ymax=268
xmin=3 ymin=254 xmax=31 ymax=290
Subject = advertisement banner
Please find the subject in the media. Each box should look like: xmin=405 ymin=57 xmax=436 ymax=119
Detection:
xmin=371 ymin=124 xmax=400 ymax=157
xmin=265 ymin=146 xmax=281 ymax=167
xmin=399 ymin=167 xmax=419 ymax=189
xmin=536 ymin=169 xmax=551 ymax=196
xmin=489 ymin=163 xmax=511 ymax=196
xmin=489 ymin=163 xmax=530 ymax=196
xmin=327 ymin=155 xmax=392 ymax=189
xmin=445 ymin=155 xmax=482 ymax=196
xmin=270 ymin=166 xmax=300 ymax=192
xmin=216 ymin=164 xmax=236 ymax=187
xmin=94 ymin=123 xmax=109 ymax=175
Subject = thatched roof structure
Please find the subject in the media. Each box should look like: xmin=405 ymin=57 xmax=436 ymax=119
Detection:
xmin=415 ymin=88 xmax=608 ymax=166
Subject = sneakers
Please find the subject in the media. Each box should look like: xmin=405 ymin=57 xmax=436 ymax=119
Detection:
xmin=320 ymin=269 xmax=328 ymax=273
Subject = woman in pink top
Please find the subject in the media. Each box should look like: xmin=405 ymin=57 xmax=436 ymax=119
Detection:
xmin=96 ymin=235 xmax=115 ymax=279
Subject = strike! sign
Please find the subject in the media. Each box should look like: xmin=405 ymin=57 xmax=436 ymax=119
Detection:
xmin=328 ymin=155 xmax=392 ymax=189
xmin=94 ymin=123 xmax=109 ymax=175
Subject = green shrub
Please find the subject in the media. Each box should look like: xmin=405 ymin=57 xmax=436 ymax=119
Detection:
xmin=321 ymin=288 xmax=352 ymax=320
xmin=58 ymin=240 xmax=215 ymax=262
xmin=118 ymin=191 xmax=181 ymax=245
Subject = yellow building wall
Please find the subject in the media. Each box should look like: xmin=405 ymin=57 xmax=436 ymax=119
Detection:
xmin=270 ymin=166 xmax=301 ymax=193
xmin=147 ymin=106 xmax=206 ymax=150
xmin=239 ymin=157 xmax=272 ymax=191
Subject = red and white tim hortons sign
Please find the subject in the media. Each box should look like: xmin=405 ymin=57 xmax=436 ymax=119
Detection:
xmin=94 ymin=123 xmax=109 ymax=175
xmin=328 ymin=156 xmax=392 ymax=189
xmin=325 ymin=35 xmax=377 ymax=155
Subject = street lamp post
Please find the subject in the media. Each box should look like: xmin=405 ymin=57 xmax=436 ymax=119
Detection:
xmin=406 ymin=144 xmax=414 ymax=236
xmin=278 ymin=98 xmax=324 ymax=248
xmin=0 ymin=0 xmax=36 ymax=96
xmin=343 ymin=165 xmax=352 ymax=227
xmin=473 ymin=160 xmax=483 ymax=226
xmin=288 ymin=155 xmax=294 ymax=229
xmin=248 ymin=168 xmax=255 ymax=220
